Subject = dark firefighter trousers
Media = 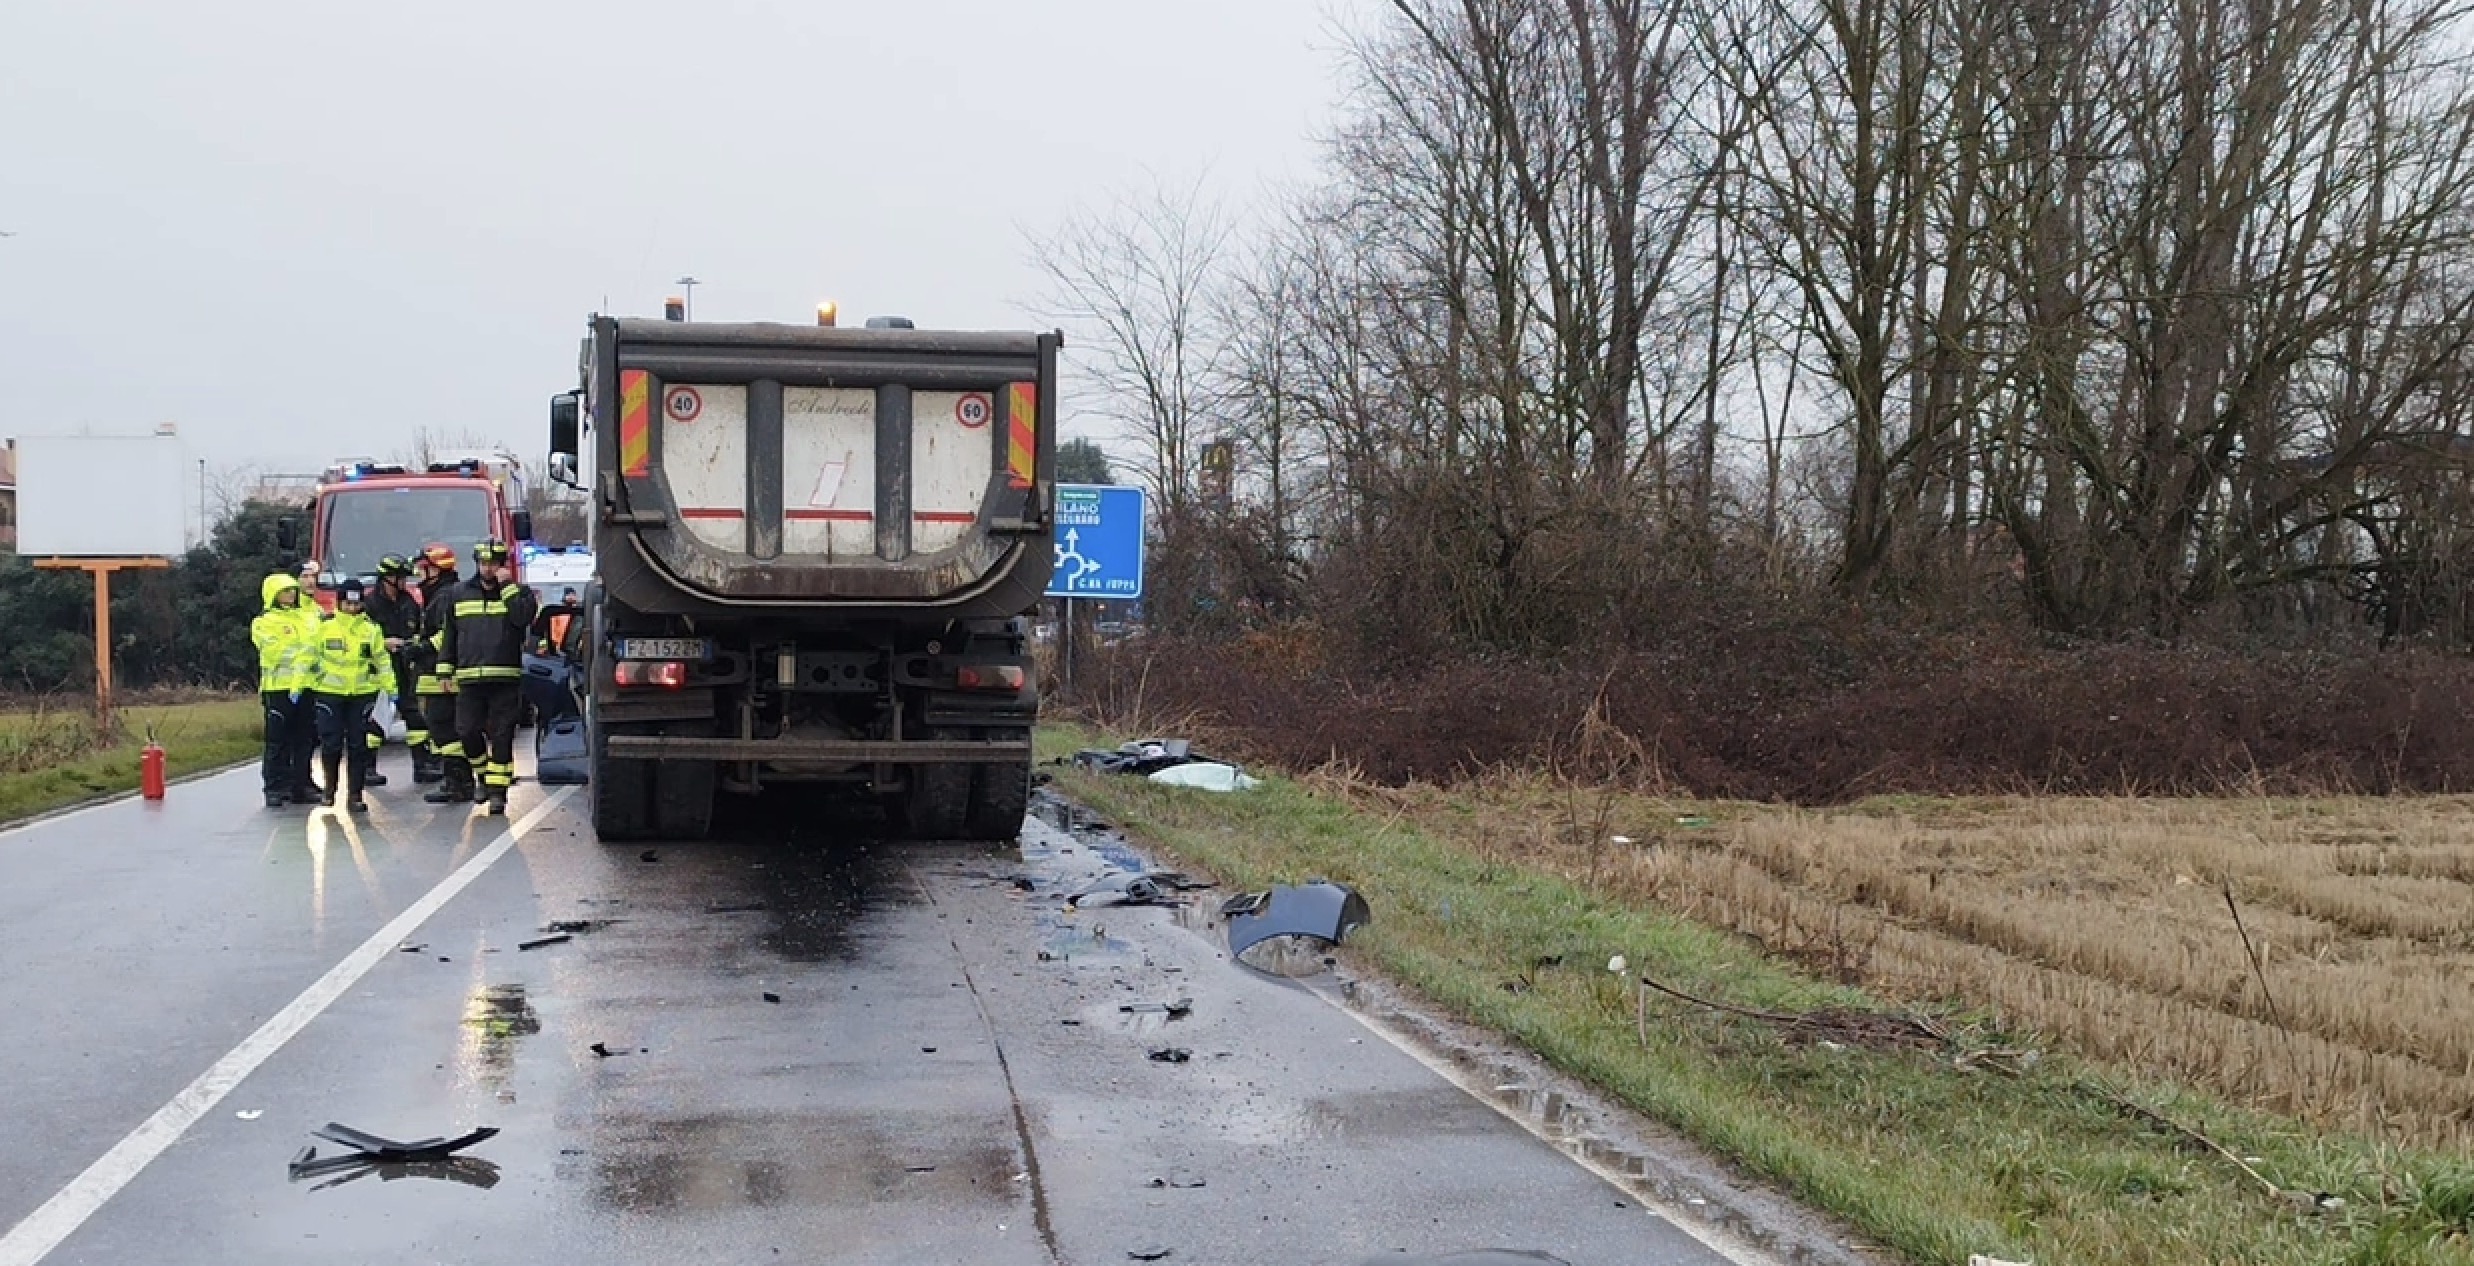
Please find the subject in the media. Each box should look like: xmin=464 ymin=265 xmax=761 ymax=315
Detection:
xmin=392 ymin=651 xmax=432 ymax=752
xmin=261 ymin=691 xmax=312 ymax=799
xmin=312 ymin=693 xmax=377 ymax=797
xmin=456 ymin=681 xmax=522 ymax=800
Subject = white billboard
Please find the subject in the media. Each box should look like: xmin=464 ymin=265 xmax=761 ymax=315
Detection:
xmin=17 ymin=434 xmax=191 ymax=558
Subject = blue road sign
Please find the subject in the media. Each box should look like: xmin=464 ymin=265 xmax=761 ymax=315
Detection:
xmin=1046 ymin=484 xmax=1145 ymax=600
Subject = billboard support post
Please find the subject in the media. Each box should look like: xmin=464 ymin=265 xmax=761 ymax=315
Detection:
xmin=34 ymin=557 xmax=171 ymax=731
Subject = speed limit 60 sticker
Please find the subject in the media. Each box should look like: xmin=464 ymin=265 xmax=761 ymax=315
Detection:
xmin=955 ymin=393 xmax=991 ymax=429
xmin=665 ymin=386 xmax=703 ymax=423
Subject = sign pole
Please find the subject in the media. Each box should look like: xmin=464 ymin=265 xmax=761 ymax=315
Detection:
xmin=1063 ymin=597 xmax=1076 ymax=698
xmin=35 ymin=557 xmax=172 ymax=732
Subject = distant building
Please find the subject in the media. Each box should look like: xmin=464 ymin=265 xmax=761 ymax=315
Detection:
xmin=0 ymin=440 xmax=16 ymax=551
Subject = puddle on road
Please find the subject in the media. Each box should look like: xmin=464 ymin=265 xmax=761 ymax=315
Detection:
xmin=582 ymin=1111 xmax=1019 ymax=1213
xmin=457 ymin=984 xmax=540 ymax=1086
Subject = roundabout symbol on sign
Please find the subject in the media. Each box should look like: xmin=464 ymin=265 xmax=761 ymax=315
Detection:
xmin=665 ymin=386 xmax=703 ymax=423
xmin=955 ymin=393 xmax=991 ymax=429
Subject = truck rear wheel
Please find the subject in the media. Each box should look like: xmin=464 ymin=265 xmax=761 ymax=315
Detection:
xmin=963 ymin=730 xmax=1032 ymax=841
xmin=899 ymin=756 xmax=972 ymax=840
xmin=591 ymin=719 xmax=656 ymax=842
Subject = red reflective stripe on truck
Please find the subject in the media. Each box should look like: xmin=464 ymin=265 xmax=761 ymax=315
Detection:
xmin=785 ymin=509 xmax=873 ymax=522
xmin=913 ymin=511 xmax=978 ymax=524
xmin=1006 ymin=381 xmax=1036 ymax=490
xmin=620 ymin=371 xmax=652 ymax=476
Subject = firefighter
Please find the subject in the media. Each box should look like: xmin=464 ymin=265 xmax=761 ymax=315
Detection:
xmin=308 ymin=579 xmax=395 ymax=813
xmin=531 ymin=588 xmax=583 ymax=656
xmin=364 ymin=554 xmax=425 ymax=786
xmin=409 ymin=543 xmax=463 ymax=788
xmin=251 ymin=572 xmax=318 ymax=809
xmin=431 ymin=539 xmax=537 ymax=814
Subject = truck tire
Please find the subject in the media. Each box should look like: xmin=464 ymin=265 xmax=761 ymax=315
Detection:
xmin=591 ymin=719 xmax=656 ymax=842
xmin=900 ymin=759 xmax=972 ymax=840
xmin=651 ymin=725 xmax=717 ymax=840
xmin=963 ymin=730 xmax=1032 ymax=841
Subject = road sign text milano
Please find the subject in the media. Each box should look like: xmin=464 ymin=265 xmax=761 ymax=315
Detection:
xmin=1046 ymin=484 xmax=1145 ymax=600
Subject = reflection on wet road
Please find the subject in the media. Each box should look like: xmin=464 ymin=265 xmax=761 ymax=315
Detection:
xmin=0 ymin=768 xmax=1752 ymax=1266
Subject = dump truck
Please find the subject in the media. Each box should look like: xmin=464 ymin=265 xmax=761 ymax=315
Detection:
xmin=546 ymin=314 xmax=1057 ymax=841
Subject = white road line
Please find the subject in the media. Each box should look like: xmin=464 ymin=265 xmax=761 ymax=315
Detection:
xmin=0 ymin=788 xmax=576 ymax=1266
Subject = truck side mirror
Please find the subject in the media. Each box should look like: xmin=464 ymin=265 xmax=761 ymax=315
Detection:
xmin=548 ymin=452 xmax=580 ymax=489
xmin=512 ymin=510 xmax=535 ymax=542
xmin=276 ymin=516 xmax=301 ymax=552
xmin=549 ymin=392 xmax=581 ymax=459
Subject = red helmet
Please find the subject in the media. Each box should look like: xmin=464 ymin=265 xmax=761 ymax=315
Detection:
xmin=420 ymin=543 xmax=458 ymax=571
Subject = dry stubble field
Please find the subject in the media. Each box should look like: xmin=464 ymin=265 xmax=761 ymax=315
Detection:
xmin=1373 ymin=782 xmax=2474 ymax=1146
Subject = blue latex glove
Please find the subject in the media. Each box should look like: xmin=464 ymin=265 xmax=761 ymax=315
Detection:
xmin=288 ymin=690 xmax=302 ymax=704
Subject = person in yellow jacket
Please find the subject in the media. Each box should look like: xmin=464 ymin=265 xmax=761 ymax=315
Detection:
xmin=252 ymin=573 xmax=320 ymax=809
xmin=308 ymin=578 xmax=397 ymax=813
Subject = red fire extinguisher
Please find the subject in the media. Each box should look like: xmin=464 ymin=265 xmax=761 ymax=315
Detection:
xmin=141 ymin=730 xmax=167 ymax=801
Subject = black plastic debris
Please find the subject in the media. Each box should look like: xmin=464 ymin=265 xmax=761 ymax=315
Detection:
xmin=516 ymin=934 xmax=570 ymax=952
xmin=588 ymin=1042 xmax=642 ymax=1058
xmin=1129 ymin=1248 xmax=1174 ymax=1262
xmin=1071 ymin=738 xmax=1215 ymax=776
xmin=762 ymin=992 xmax=782 ymax=1004
xmin=288 ymin=1145 xmax=502 ymax=1192
xmin=1224 ymin=882 xmax=1372 ymax=965
xmin=1145 ymin=1171 xmax=1207 ymax=1189
xmin=290 ymin=1122 xmax=499 ymax=1172
xmin=1147 ymin=1047 xmax=1192 ymax=1064
xmin=1071 ymin=871 xmax=1210 ymax=909
xmin=639 ymin=850 xmax=660 ymax=863
xmin=1120 ymin=998 xmax=1193 ymax=1019
xmin=543 ymin=919 xmax=615 ymax=935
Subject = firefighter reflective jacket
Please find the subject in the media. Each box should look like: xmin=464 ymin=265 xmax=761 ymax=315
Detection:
xmin=251 ymin=574 xmax=319 ymax=692
xmin=311 ymin=609 xmax=397 ymax=697
xmin=437 ymin=576 xmax=539 ymax=683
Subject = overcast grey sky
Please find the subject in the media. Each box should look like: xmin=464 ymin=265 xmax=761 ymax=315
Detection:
xmin=0 ymin=0 xmax=1352 ymax=476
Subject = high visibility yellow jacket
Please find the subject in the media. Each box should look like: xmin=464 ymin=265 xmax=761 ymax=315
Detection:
xmin=251 ymin=574 xmax=320 ymax=693
xmin=310 ymin=609 xmax=396 ymax=697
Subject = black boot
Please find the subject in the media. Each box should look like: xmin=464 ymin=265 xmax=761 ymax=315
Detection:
xmin=411 ymin=746 xmax=443 ymax=785
xmin=361 ymin=752 xmax=388 ymax=788
xmin=424 ymin=760 xmax=474 ymax=804
xmin=318 ymin=754 xmax=340 ymax=807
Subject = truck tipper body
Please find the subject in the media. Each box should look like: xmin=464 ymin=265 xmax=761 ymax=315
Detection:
xmin=547 ymin=315 xmax=1057 ymax=840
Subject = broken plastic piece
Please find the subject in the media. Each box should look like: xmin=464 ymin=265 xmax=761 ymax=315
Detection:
xmin=1145 ymin=1171 xmax=1207 ymax=1189
xmin=1129 ymin=1247 xmax=1174 ymax=1261
xmin=1071 ymin=870 xmax=1208 ymax=909
xmin=1224 ymin=882 xmax=1373 ymax=964
xmin=762 ymin=992 xmax=783 ymax=1004
xmin=1147 ymin=1047 xmax=1192 ymax=1064
xmin=1120 ymin=998 xmax=1194 ymax=1019
xmin=302 ymin=1121 xmax=499 ymax=1164
xmin=1148 ymin=762 xmax=1261 ymax=792
xmin=517 ymin=933 xmax=571 ymax=951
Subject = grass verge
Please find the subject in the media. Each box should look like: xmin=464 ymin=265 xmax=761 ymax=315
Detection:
xmin=0 ymin=698 xmax=260 ymax=825
xmin=1041 ymin=726 xmax=2474 ymax=1266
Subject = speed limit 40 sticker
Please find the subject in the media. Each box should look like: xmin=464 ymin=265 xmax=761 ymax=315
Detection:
xmin=955 ymin=393 xmax=991 ymax=429
xmin=665 ymin=386 xmax=703 ymax=423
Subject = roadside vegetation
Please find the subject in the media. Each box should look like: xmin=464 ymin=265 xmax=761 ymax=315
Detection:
xmin=0 ymin=697 xmax=259 ymax=824
xmin=1046 ymin=728 xmax=2474 ymax=1265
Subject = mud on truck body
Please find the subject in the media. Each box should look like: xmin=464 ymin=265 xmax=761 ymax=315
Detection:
xmin=547 ymin=316 xmax=1059 ymax=841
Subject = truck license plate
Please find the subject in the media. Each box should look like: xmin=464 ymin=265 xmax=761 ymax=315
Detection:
xmin=616 ymin=637 xmax=713 ymax=661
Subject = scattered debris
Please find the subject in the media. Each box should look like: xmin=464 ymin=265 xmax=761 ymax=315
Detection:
xmin=1224 ymin=882 xmax=1372 ymax=966
xmin=1120 ymin=998 xmax=1194 ymax=1019
xmin=1011 ymin=877 xmax=1037 ymax=893
xmin=905 ymin=1164 xmax=937 ymax=1173
xmin=1072 ymin=738 xmax=1199 ymax=775
xmin=1070 ymin=870 xmax=1209 ymax=909
xmin=397 ymin=944 xmax=426 ymax=954
xmin=516 ymin=933 xmax=572 ymax=952
xmin=542 ymin=919 xmax=615 ymax=935
xmin=291 ymin=1122 xmax=499 ymax=1170
xmin=1149 ymin=762 xmax=1261 ymax=792
xmin=762 ymin=992 xmax=783 ymax=1004
xmin=235 ymin=1109 xmax=263 ymax=1121
xmin=921 ymin=1046 xmax=938 ymax=1054
xmin=639 ymin=850 xmax=659 ymax=863
xmin=1147 ymin=1047 xmax=1192 ymax=1064
xmin=1061 ymin=1019 xmax=1083 ymax=1027
xmin=1145 ymin=1171 xmax=1207 ymax=1189
xmin=1128 ymin=1247 xmax=1173 ymax=1261
xmin=588 ymin=1042 xmax=643 ymax=1059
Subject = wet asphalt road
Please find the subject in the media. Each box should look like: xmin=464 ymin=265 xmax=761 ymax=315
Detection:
xmin=0 ymin=752 xmax=1749 ymax=1266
